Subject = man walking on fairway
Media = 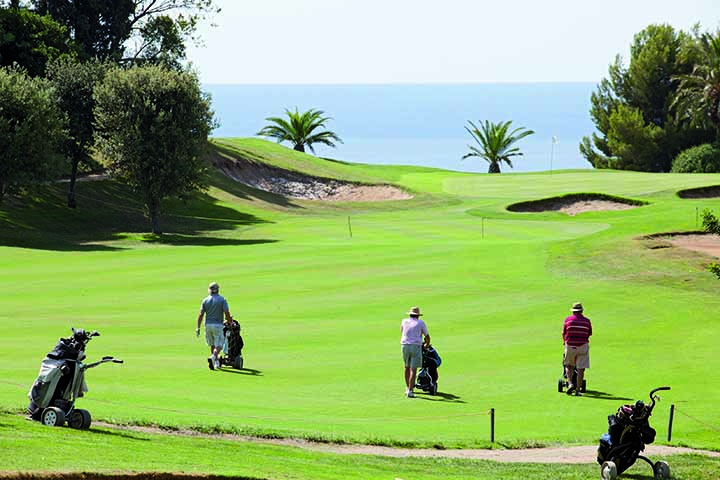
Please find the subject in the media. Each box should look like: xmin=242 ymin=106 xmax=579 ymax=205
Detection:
xmin=563 ymin=302 xmax=592 ymax=396
xmin=197 ymin=282 xmax=232 ymax=370
xmin=400 ymin=306 xmax=430 ymax=398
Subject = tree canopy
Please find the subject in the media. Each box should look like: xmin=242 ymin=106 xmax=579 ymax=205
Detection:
xmin=93 ymin=65 xmax=215 ymax=234
xmin=673 ymin=28 xmax=720 ymax=139
xmin=0 ymin=6 xmax=75 ymax=77
xmin=46 ymin=57 xmax=106 ymax=207
xmin=32 ymin=0 xmax=218 ymax=66
xmin=0 ymin=66 xmax=65 ymax=202
xmin=581 ymin=24 xmax=716 ymax=172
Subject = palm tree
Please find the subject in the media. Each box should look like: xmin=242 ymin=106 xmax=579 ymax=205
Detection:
xmin=257 ymin=108 xmax=343 ymax=154
xmin=462 ymin=120 xmax=535 ymax=173
xmin=673 ymin=30 xmax=720 ymax=138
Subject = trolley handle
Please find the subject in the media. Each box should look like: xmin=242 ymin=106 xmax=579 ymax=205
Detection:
xmin=82 ymin=356 xmax=124 ymax=370
xmin=649 ymin=386 xmax=670 ymax=409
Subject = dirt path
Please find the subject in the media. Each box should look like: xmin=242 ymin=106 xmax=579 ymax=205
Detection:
xmin=94 ymin=422 xmax=719 ymax=464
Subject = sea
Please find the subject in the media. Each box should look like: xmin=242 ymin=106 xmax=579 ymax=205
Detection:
xmin=204 ymin=83 xmax=598 ymax=173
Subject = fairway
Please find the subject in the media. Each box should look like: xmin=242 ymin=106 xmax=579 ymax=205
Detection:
xmin=1 ymin=138 xmax=719 ymax=454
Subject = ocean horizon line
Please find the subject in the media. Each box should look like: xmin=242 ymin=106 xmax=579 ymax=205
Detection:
xmin=202 ymin=81 xmax=599 ymax=87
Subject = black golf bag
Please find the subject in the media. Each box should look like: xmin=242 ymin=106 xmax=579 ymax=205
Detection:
xmin=415 ymin=345 xmax=441 ymax=395
xmin=220 ymin=319 xmax=244 ymax=369
xmin=597 ymin=387 xmax=671 ymax=480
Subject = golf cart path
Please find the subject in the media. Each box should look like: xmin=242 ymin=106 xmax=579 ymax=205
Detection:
xmin=95 ymin=422 xmax=719 ymax=463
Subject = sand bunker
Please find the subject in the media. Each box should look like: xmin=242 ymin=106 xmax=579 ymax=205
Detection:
xmin=211 ymin=153 xmax=412 ymax=202
xmin=508 ymin=194 xmax=645 ymax=216
xmin=666 ymin=234 xmax=720 ymax=258
xmin=677 ymin=185 xmax=720 ymax=199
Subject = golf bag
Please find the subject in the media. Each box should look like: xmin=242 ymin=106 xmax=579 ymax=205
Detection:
xmin=220 ymin=319 xmax=244 ymax=369
xmin=415 ymin=345 xmax=441 ymax=395
xmin=597 ymin=387 xmax=671 ymax=480
xmin=27 ymin=328 xmax=123 ymax=429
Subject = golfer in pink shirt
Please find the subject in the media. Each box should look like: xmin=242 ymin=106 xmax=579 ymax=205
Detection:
xmin=400 ymin=306 xmax=431 ymax=398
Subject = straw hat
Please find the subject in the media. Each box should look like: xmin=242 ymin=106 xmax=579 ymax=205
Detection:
xmin=571 ymin=302 xmax=584 ymax=312
xmin=208 ymin=282 xmax=220 ymax=293
xmin=407 ymin=306 xmax=423 ymax=316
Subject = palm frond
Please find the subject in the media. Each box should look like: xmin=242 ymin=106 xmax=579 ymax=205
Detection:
xmin=256 ymin=107 xmax=342 ymax=154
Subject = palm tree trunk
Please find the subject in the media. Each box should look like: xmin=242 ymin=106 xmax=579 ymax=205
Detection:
xmin=488 ymin=162 xmax=501 ymax=174
xmin=293 ymin=144 xmax=305 ymax=153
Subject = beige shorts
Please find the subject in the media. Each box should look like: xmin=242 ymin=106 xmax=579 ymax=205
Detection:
xmin=563 ymin=343 xmax=590 ymax=369
xmin=402 ymin=344 xmax=422 ymax=369
xmin=205 ymin=325 xmax=224 ymax=348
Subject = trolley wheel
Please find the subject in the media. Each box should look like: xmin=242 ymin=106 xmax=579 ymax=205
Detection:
xmin=558 ymin=379 xmax=564 ymax=393
xmin=68 ymin=408 xmax=92 ymax=429
xmin=232 ymin=356 xmax=244 ymax=370
xmin=582 ymin=379 xmax=587 ymax=393
xmin=600 ymin=461 xmax=617 ymax=480
xmin=430 ymin=382 xmax=438 ymax=395
xmin=41 ymin=407 xmax=66 ymax=427
xmin=654 ymin=460 xmax=670 ymax=479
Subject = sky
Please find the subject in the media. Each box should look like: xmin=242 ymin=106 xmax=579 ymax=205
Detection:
xmin=185 ymin=0 xmax=719 ymax=85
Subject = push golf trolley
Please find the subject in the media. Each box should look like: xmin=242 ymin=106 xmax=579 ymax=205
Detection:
xmin=597 ymin=386 xmax=671 ymax=480
xmin=415 ymin=345 xmax=441 ymax=395
xmin=27 ymin=328 xmax=123 ymax=429
xmin=218 ymin=319 xmax=244 ymax=370
xmin=557 ymin=365 xmax=587 ymax=393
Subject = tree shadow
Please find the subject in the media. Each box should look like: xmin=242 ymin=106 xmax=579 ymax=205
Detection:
xmin=414 ymin=391 xmax=466 ymax=403
xmin=0 ymin=179 xmax=276 ymax=251
xmin=581 ymin=390 xmax=635 ymax=402
xmin=217 ymin=367 xmax=263 ymax=376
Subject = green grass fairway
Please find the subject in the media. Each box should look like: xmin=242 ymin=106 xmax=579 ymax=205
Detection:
xmin=1 ymin=138 xmax=719 ymax=460
xmin=1 ymin=413 xmax=719 ymax=479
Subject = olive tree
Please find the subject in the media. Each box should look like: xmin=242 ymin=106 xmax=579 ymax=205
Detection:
xmin=46 ymin=57 xmax=107 ymax=208
xmin=93 ymin=65 xmax=215 ymax=234
xmin=0 ymin=66 xmax=65 ymax=203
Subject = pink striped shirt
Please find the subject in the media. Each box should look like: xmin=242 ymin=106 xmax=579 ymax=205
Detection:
xmin=563 ymin=314 xmax=592 ymax=346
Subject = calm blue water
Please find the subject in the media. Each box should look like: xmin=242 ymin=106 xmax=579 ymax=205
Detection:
xmin=205 ymin=83 xmax=597 ymax=173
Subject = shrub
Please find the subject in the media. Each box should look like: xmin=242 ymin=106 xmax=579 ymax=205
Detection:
xmin=702 ymin=209 xmax=720 ymax=234
xmin=671 ymin=144 xmax=720 ymax=173
xmin=708 ymin=263 xmax=720 ymax=279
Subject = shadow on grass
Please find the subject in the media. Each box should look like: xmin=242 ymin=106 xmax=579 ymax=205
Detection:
xmin=581 ymin=390 xmax=634 ymax=402
xmin=0 ymin=180 xmax=275 ymax=252
xmin=217 ymin=368 xmax=263 ymax=376
xmin=415 ymin=391 xmax=465 ymax=403
xmin=87 ymin=427 xmax=151 ymax=441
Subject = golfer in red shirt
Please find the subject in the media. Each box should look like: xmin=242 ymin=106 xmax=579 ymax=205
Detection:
xmin=563 ymin=302 xmax=592 ymax=396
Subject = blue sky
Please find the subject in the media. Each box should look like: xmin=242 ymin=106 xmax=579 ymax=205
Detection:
xmin=186 ymin=0 xmax=719 ymax=84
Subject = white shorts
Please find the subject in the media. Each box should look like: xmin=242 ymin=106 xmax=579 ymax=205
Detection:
xmin=205 ymin=325 xmax=224 ymax=348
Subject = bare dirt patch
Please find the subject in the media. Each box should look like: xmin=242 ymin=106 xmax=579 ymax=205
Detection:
xmin=507 ymin=194 xmax=645 ymax=216
xmin=64 ymin=422 xmax=719 ymax=465
xmin=211 ymin=153 xmax=411 ymax=202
